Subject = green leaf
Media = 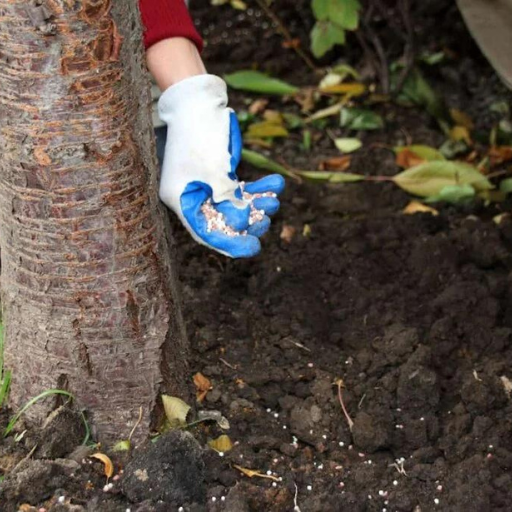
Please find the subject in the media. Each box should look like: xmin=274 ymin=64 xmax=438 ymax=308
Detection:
xmin=297 ymin=170 xmax=364 ymax=183
xmin=335 ymin=138 xmax=362 ymax=153
xmin=392 ymin=161 xmax=492 ymax=197
xmin=397 ymin=68 xmax=449 ymax=129
xmin=394 ymin=145 xmax=446 ymax=162
xmin=425 ymin=184 xmax=476 ymax=204
xmin=242 ymin=149 xmax=299 ymax=179
xmin=312 ymin=0 xmax=329 ymax=20
xmin=329 ymin=0 xmax=361 ymax=30
xmin=223 ymin=71 xmax=298 ymax=95
xmin=311 ymin=21 xmax=346 ymax=58
xmin=161 ymin=395 xmax=190 ymax=428
xmin=500 ymin=178 xmax=512 ymax=194
xmin=439 ymin=139 xmax=469 ymax=159
xmin=340 ymin=107 xmax=384 ymax=131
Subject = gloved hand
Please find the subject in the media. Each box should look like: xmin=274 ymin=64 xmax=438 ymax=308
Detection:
xmin=158 ymin=74 xmax=285 ymax=258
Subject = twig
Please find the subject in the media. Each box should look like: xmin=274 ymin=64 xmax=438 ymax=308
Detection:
xmin=293 ymin=482 xmax=302 ymax=512
xmin=254 ymin=0 xmax=318 ymax=73
xmin=395 ymin=0 xmax=415 ymax=93
xmin=336 ymin=379 xmax=354 ymax=431
xmin=128 ymin=406 xmax=143 ymax=441
xmin=219 ymin=357 xmax=237 ymax=370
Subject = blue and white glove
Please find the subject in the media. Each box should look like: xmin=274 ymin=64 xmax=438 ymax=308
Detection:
xmin=158 ymin=74 xmax=285 ymax=258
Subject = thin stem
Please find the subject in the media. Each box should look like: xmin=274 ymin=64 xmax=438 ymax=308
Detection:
xmin=254 ymin=0 xmax=319 ymax=73
xmin=336 ymin=379 xmax=354 ymax=432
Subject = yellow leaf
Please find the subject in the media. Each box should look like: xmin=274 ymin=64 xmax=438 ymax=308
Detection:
xmin=403 ymin=201 xmax=439 ymax=216
xmin=450 ymin=125 xmax=472 ymax=145
xmin=246 ymin=121 xmax=288 ymax=139
xmin=305 ymin=103 xmax=343 ymax=123
xmin=450 ymin=108 xmax=474 ymax=130
xmin=208 ymin=434 xmax=234 ymax=453
xmin=262 ymin=110 xmax=284 ymax=124
xmin=233 ymin=464 xmax=280 ymax=482
xmin=320 ymin=82 xmax=367 ymax=96
xmin=162 ymin=395 xmax=190 ymax=427
xmin=112 ymin=439 xmax=131 ymax=452
xmin=90 ymin=453 xmax=114 ymax=478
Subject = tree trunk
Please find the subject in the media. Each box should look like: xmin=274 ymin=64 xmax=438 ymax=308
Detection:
xmin=0 ymin=0 xmax=189 ymax=444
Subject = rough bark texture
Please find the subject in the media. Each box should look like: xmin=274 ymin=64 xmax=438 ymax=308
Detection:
xmin=0 ymin=0 xmax=189 ymax=443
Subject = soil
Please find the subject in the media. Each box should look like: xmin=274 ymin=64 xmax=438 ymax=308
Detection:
xmin=2 ymin=1 xmax=512 ymax=511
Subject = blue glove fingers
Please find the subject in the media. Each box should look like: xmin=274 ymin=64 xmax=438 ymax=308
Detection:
xmin=252 ymin=196 xmax=280 ymax=216
xmin=228 ymin=111 xmax=243 ymax=181
xmin=244 ymin=174 xmax=286 ymax=195
xmin=207 ymin=231 xmax=261 ymax=258
xmin=215 ymin=198 xmax=251 ymax=231
xmin=180 ymin=182 xmax=261 ymax=258
xmin=247 ymin=215 xmax=271 ymax=237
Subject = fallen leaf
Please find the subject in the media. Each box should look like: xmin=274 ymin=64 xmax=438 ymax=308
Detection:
xmin=395 ymin=145 xmax=446 ymax=165
xmin=303 ymin=224 xmax=312 ymax=237
xmin=319 ymin=155 xmax=351 ymax=171
xmin=335 ymin=138 xmax=362 ymax=153
xmin=282 ymin=38 xmax=301 ymax=49
xmin=393 ymin=161 xmax=492 ymax=197
xmin=193 ymin=372 xmax=213 ymax=403
xmin=403 ymin=201 xmax=439 ymax=216
xmin=280 ymin=225 xmax=296 ymax=243
xmin=425 ymin=184 xmax=476 ymax=204
xmin=248 ymin=98 xmax=269 ymax=115
xmin=489 ymin=146 xmax=512 ymax=166
xmin=162 ymin=395 xmax=190 ymax=428
xmin=233 ymin=464 xmax=280 ymax=482
xmin=320 ymin=82 xmax=367 ymax=96
xmin=306 ymin=102 xmax=343 ymax=123
xmin=450 ymin=108 xmax=474 ymax=130
xmin=450 ymin=125 xmax=472 ymax=145
xmin=112 ymin=439 xmax=131 ymax=452
xmin=242 ymin=149 xmax=300 ymax=180
xmin=90 ymin=453 xmax=114 ymax=478
xmin=246 ymin=121 xmax=288 ymax=139
xmin=208 ymin=434 xmax=234 ymax=453
xmin=395 ymin=148 xmax=425 ymax=169
xmin=340 ymin=107 xmax=384 ymax=131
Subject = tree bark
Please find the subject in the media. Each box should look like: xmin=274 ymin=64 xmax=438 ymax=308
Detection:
xmin=0 ymin=0 xmax=189 ymax=444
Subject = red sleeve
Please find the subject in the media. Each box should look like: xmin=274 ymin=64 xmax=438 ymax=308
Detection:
xmin=139 ymin=0 xmax=204 ymax=52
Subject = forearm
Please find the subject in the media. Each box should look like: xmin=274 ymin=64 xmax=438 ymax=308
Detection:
xmin=146 ymin=37 xmax=207 ymax=90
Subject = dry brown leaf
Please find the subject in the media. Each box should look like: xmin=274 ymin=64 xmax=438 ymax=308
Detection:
xmin=395 ymin=149 xmax=425 ymax=169
xmin=90 ymin=453 xmax=114 ymax=478
xmin=489 ymin=146 xmax=512 ymax=166
xmin=403 ymin=201 xmax=439 ymax=216
xmin=193 ymin=372 xmax=213 ymax=403
xmin=233 ymin=464 xmax=280 ymax=482
xmin=208 ymin=434 xmax=234 ymax=453
xmin=282 ymin=38 xmax=301 ymax=49
xmin=450 ymin=108 xmax=474 ymax=130
xmin=318 ymin=155 xmax=351 ymax=172
xmin=280 ymin=225 xmax=296 ymax=243
xmin=294 ymin=87 xmax=317 ymax=113
xmin=248 ymin=98 xmax=269 ymax=115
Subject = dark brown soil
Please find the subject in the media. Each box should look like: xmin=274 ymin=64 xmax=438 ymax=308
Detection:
xmin=2 ymin=1 xmax=512 ymax=511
